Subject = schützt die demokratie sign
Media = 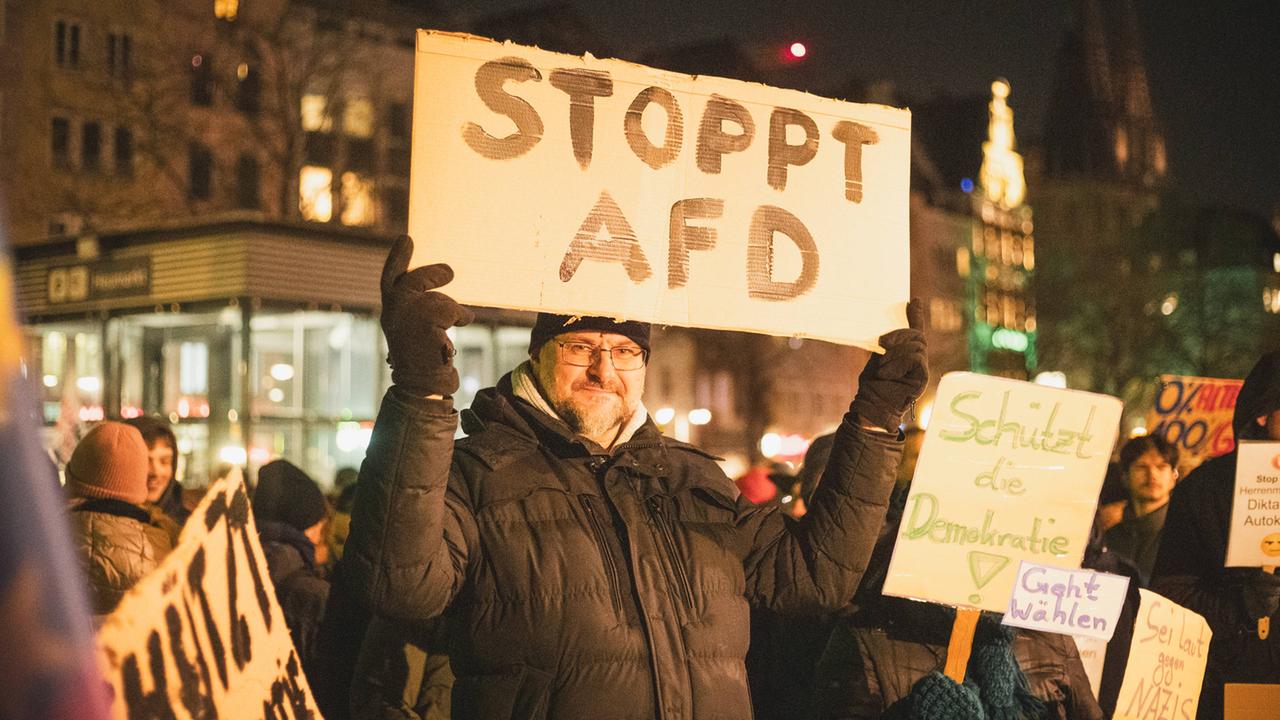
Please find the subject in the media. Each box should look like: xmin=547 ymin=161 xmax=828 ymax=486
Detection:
xmin=407 ymin=31 xmax=911 ymax=349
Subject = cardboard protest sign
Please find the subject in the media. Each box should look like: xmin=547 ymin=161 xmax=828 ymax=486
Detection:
xmin=1113 ymin=589 xmax=1211 ymax=720
xmin=1002 ymin=561 xmax=1129 ymax=641
xmin=407 ymin=30 xmax=911 ymax=349
xmin=1224 ymin=684 xmax=1280 ymax=720
xmin=1146 ymin=374 xmax=1242 ymax=472
xmin=95 ymin=469 xmax=321 ymax=720
xmin=883 ymin=372 xmax=1122 ymax=612
xmin=1073 ymin=636 xmax=1108 ymax=700
xmin=1225 ymin=441 xmax=1280 ymax=567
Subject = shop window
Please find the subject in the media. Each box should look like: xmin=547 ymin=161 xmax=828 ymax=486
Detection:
xmin=114 ymin=126 xmax=133 ymax=176
xmin=28 ymin=324 xmax=104 ymax=427
xmin=339 ymin=172 xmax=374 ymax=226
xmin=190 ymin=54 xmax=214 ymax=106
xmin=54 ymin=20 xmax=80 ymax=68
xmin=107 ymin=32 xmax=132 ymax=78
xmin=81 ymin=121 xmax=101 ymax=171
xmin=51 ymin=116 xmax=71 ymax=168
xmin=235 ymin=63 xmax=260 ymax=114
xmin=236 ymin=154 xmax=259 ymax=209
xmin=189 ymin=142 xmax=213 ymax=199
xmin=299 ymin=166 xmax=333 ymax=221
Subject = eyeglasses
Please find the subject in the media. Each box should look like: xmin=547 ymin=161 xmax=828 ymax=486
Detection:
xmin=555 ymin=340 xmax=648 ymax=370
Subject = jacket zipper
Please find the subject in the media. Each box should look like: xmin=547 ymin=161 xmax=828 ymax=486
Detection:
xmin=646 ymin=496 xmax=695 ymax=613
xmin=579 ymin=495 xmax=626 ymax=620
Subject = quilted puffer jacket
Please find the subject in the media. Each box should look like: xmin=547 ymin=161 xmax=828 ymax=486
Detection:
xmin=346 ymin=376 xmax=902 ymax=720
xmin=68 ymin=498 xmax=178 ymax=616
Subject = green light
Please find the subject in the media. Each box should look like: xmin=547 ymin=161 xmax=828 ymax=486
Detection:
xmin=991 ymin=328 xmax=1029 ymax=352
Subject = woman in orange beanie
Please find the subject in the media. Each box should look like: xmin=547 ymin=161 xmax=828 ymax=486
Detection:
xmin=65 ymin=421 xmax=179 ymax=617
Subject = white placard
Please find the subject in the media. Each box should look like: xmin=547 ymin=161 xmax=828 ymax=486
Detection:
xmin=1002 ymin=561 xmax=1129 ymax=641
xmin=1225 ymin=441 xmax=1280 ymax=567
xmin=1113 ymin=589 xmax=1211 ymax=720
xmin=407 ymin=30 xmax=911 ymax=349
xmin=95 ymin=470 xmax=320 ymax=719
xmin=1073 ymin=635 xmax=1108 ymax=700
xmin=882 ymin=372 xmax=1122 ymax=611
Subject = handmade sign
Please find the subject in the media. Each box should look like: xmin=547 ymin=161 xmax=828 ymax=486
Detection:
xmin=1224 ymin=684 xmax=1280 ymax=720
xmin=1225 ymin=441 xmax=1280 ymax=567
xmin=1073 ymin=636 xmax=1108 ymax=700
xmin=1002 ymin=561 xmax=1129 ymax=641
xmin=407 ymin=30 xmax=911 ymax=349
xmin=1145 ymin=374 xmax=1242 ymax=473
xmin=883 ymin=372 xmax=1122 ymax=612
xmin=1113 ymin=589 xmax=1211 ymax=720
xmin=95 ymin=470 xmax=321 ymax=720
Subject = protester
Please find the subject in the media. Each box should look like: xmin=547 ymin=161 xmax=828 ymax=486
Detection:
xmin=814 ymin=488 xmax=1103 ymax=720
xmin=344 ymin=236 xmax=926 ymax=719
xmin=253 ymin=459 xmax=331 ymax=681
xmin=1151 ymin=350 xmax=1280 ymax=720
xmin=1103 ymin=434 xmax=1179 ymax=583
xmin=326 ymin=482 xmax=358 ymax=564
xmin=124 ymin=415 xmax=190 ymax=526
xmin=65 ymin=421 xmax=179 ymax=616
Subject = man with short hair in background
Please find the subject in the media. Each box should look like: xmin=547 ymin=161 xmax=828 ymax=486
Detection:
xmin=124 ymin=416 xmax=189 ymax=526
xmin=345 ymin=237 xmax=927 ymax=720
xmin=1104 ymin=434 xmax=1179 ymax=584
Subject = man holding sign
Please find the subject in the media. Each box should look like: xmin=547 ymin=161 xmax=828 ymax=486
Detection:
xmin=344 ymin=234 xmax=924 ymax=720
xmin=1152 ymin=351 xmax=1280 ymax=720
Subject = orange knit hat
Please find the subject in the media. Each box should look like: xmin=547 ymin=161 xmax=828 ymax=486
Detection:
xmin=66 ymin=421 xmax=150 ymax=506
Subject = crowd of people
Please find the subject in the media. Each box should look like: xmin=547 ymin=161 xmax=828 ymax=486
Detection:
xmin=53 ymin=237 xmax=1280 ymax=719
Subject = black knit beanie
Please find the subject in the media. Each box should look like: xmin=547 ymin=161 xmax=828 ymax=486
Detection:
xmin=1234 ymin=350 xmax=1280 ymax=441
xmin=253 ymin=460 xmax=327 ymax=532
xmin=527 ymin=313 xmax=651 ymax=356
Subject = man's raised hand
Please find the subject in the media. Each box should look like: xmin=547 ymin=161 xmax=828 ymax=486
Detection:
xmin=380 ymin=235 xmax=475 ymax=398
xmin=850 ymin=298 xmax=929 ymax=432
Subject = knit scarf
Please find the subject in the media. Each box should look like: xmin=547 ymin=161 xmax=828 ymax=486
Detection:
xmin=510 ymin=361 xmax=648 ymax=451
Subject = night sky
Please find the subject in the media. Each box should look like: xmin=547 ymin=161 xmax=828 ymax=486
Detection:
xmin=446 ymin=0 xmax=1280 ymax=218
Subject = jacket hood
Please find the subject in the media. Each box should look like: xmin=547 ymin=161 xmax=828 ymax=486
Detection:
xmin=1233 ymin=351 xmax=1280 ymax=440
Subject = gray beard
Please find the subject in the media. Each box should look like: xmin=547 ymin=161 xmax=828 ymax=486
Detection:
xmin=553 ymin=396 xmax=631 ymax=441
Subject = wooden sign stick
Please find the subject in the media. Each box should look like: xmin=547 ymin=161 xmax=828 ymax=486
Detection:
xmin=944 ymin=607 xmax=982 ymax=682
xmin=1260 ymin=565 xmax=1275 ymax=640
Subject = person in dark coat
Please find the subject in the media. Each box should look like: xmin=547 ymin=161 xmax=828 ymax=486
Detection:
xmin=1151 ymin=350 xmax=1280 ymax=720
xmin=1103 ymin=434 xmax=1179 ymax=584
xmin=124 ymin=415 xmax=190 ymax=527
xmin=814 ymin=487 xmax=1103 ymax=720
xmin=254 ymin=459 xmax=330 ymax=683
xmin=344 ymin=236 xmax=927 ymax=720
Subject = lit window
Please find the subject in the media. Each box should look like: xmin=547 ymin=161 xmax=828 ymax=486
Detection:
xmin=214 ymin=0 xmax=239 ymax=21
xmin=343 ymin=98 xmax=374 ymax=139
xmin=340 ymin=172 xmax=375 ymax=226
xmin=299 ymin=166 xmax=333 ymax=221
xmin=301 ymin=95 xmax=332 ymax=133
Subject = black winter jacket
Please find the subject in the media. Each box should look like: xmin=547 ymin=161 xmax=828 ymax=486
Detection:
xmin=346 ymin=377 xmax=902 ymax=720
xmin=1150 ymin=452 xmax=1280 ymax=720
xmin=260 ymin=520 xmax=331 ymax=684
xmin=814 ymin=599 xmax=1103 ymax=720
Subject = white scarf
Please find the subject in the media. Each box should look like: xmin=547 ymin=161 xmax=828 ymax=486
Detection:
xmin=510 ymin=361 xmax=649 ymax=450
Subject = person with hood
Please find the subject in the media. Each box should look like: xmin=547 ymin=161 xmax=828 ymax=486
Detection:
xmin=253 ymin=459 xmax=330 ymax=681
xmin=124 ymin=415 xmax=190 ymax=527
xmin=344 ymin=236 xmax=926 ymax=719
xmin=65 ymin=421 xmax=179 ymax=617
xmin=1150 ymin=350 xmax=1280 ymax=720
